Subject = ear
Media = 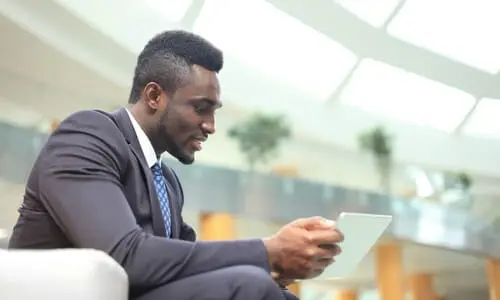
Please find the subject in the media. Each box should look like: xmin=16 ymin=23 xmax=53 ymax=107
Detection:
xmin=143 ymin=82 xmax=165 ymax=110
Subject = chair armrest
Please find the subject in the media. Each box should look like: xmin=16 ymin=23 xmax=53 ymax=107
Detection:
xmin=0 ymin=249 xmax=128 ymax=300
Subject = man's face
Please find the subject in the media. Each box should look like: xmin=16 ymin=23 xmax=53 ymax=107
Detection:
xmin=151 ymin=65 xmax=221 ymax=164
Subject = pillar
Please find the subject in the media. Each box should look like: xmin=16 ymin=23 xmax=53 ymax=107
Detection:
xmin=287 ymin=282 xmax=301 ymax=297
xmin=408 ymin=273 xmax=435 ymax=300
xmin=50 ymin=119 xmax=60 ymax=132
xmin=336 ymin=289 xmax=358 ymax=300
xmin=199 ymin=213 xmax=235 ymax=240
xmin=375 ymin=243 xmax=405 ymax=300
xmin=272 ymin=165 xmax=299 ymax=177
xmin=486 ymin=259 xmax=500 ymax=300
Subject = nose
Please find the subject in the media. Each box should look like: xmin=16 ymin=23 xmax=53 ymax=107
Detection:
xmin=201 ymin=119 xmax=216 ymax=135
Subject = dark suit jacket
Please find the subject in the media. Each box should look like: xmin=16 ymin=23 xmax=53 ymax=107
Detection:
xmin=9 ymin=108 xmax=270 ymax=295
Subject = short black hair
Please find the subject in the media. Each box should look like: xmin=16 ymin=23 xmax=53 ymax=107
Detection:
xmin=128 ymin=30 xmax=223 ymax=103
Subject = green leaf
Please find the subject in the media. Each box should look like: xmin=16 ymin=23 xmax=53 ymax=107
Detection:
xmin=227 ymin=112 xmax=292 ymax=169
xmin=357 ymin=125 xmax=392 ymax=157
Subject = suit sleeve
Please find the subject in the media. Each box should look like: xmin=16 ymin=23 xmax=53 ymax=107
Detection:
xmin=38 ymin=110 xmax=270 ymax=290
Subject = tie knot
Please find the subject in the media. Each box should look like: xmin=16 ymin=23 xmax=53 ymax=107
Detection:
xmin=151 ymin=163 xmax=162 ymax=176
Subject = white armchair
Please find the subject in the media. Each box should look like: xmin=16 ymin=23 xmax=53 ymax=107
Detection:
xmin=0 ymin=248 xmax=128 ymax=300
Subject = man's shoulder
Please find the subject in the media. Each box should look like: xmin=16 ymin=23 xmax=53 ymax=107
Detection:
xmin=58 ymin=109 xmax=122 ymax=136
xmin=40 ymin=109 xmax=129 ymax=175
xmin=49 ymin=109 xmax=128 ymax=155
xmin=62 ymin=109 xmax=114 ymax=126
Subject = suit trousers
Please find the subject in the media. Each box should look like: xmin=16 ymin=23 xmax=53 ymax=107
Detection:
xmin=134 ymin=265 xmax=300 ymax=300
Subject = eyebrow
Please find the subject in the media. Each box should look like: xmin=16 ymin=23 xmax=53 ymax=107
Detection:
xmin=200 ymin=98 xmax=223 ymax=109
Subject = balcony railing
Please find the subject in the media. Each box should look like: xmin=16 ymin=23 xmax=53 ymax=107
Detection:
xmin=1 ymin=121 xmax=499 ymax=258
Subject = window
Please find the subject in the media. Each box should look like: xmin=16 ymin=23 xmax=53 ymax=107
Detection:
xmin=339 ymin=59 xmax=476 ymax=132
xmin=193 ymin=0 xmax=357 ymax=100
xmin=387 ymin=0 xmax=500 ymax=73
xmin=333 ymin=0 xmax=402 ymax=27
xmin=462 ymin=98 xmax=500 ymax=138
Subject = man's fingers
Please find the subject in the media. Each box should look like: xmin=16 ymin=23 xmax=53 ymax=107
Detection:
xmin=315 ymin=257 xmax=335 ymax=266
xmin=319 ymin=243 xmax=342 ymax=256
xmin=334 ymin=228 xmax=344 ymax=242
xmin=308 ymin=228 xmax=343 ymax=245
xmin=292 ymin=216 xmax=335 ymax=229
xmin=312 ymin=244 xmax=342 ymax=261
xmin=271 ymin=271 xmax=280 ymax=280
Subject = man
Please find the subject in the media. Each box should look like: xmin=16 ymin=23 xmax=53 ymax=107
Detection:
xmin=9 ymin=30 xmax=343 ymax=299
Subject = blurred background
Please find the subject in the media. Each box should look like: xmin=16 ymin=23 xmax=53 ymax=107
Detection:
xmin=1 ymin=0 xmax=500 ymax=299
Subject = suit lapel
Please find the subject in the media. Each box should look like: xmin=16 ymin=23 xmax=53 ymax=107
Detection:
xmin=111 ymin=108 xmax=167 ymax=237
xmin=161 ymin=166 xmax=180 ymax=239
xmin=130 ymin=148 xmax=168 ymax=237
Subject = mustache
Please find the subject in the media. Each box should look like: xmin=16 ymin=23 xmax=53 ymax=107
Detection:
xmin=191 ymin=135 xmax=208 ymax=142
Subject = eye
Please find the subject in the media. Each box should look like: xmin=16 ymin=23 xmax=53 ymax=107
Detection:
xmin=194 ymin=101 xmax=212 ymax=115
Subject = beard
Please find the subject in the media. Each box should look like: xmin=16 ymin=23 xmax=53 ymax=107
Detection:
xmin=156 ymin=108 xmax=195 ymax=165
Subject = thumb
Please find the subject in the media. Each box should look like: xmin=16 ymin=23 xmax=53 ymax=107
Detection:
xmin=271 ymin=271 xmax=280 ymax=280
xmin=291 ymin=216 xmax=335 ymax=229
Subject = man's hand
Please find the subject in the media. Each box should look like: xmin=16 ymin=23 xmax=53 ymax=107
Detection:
xmin=263 ymin=216 xmax=343 ymax=280
xmin=271 ymin=271 xmax=295 ymax=287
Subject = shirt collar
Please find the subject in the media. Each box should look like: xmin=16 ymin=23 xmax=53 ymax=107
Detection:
xmin=125 ymin=108 xmax=159 ymax=168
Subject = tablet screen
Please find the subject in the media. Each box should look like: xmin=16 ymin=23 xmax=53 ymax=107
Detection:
xmin=311 ymin=212 xmax=392 ymax=280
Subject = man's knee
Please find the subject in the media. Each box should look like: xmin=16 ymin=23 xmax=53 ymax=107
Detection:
xmin=226 ymin=265 xmax=279 ymax=293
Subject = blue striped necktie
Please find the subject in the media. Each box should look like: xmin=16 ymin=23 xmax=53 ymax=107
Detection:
xmin=151 ymin=163 xmax=172 ymax=237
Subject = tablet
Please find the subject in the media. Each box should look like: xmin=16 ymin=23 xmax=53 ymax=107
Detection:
xmin=312 ymin=212 xmax=393 ymax=280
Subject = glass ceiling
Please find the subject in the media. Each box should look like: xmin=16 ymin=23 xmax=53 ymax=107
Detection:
xmin=339 ymin=59 xmax=476 ymax=132
xmin=145 ymin=0 xmax=192 ymax=23
xmin=143 ymin=0 xmax=499 ymax=138
xmin=388 ymin=0 xmax=500 ymax=74
xmin=462 ymin=98 xmax=500 ymax=138
xmin=193 ymin=0 xmax=357 ymax=100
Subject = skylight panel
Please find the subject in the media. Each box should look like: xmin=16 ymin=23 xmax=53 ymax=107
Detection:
xmin=193 ymin=0 xmax=357 ymax=100
xmin=144 ymin=0 xmax=192 ymax=23
xmin=333 ymin=0 xmax=401 ymax=27
xmin=462 ymin=98 xmax=500 ymax=138
xmin=339 ymin=59 xmax=476 ymax=132
xmin=387 ymin=0 xmax=500 ymax=74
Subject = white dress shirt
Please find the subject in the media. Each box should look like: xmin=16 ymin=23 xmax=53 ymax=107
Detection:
xmin=125 ymin=109 xmax=159 ymax=168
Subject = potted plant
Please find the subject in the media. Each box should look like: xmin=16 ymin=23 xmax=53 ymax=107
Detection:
xmin=441 ymin=171 xmax=473 ymax=208
xmin=358 ymin=125 xmax=394 ymax=192
xmin=444 ymin=171 xmax=473 ymax=190
xmin=227 ymin=112 xmax=291 ymax=171
xmin=454 ymin=172 xmax=472 ymax=190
